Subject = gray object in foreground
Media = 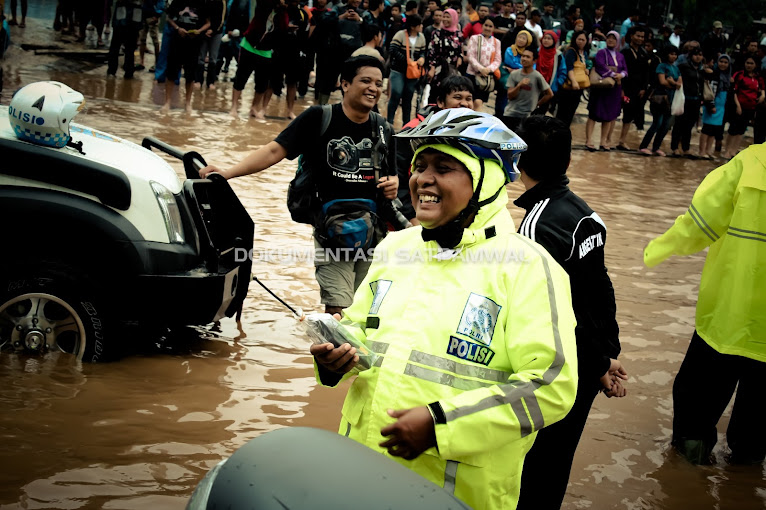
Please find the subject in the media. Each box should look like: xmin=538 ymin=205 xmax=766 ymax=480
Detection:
xmin=187 ymin=427 xmax=471 ymax=510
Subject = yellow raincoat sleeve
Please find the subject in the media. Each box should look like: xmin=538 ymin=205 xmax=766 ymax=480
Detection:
xmin=435 ymin=240 xmax=579 ymax=459
xmin=312 ymin=251 xmax=380 ymax=388
xmin=644 ymin=158 xmax=743 ymax=267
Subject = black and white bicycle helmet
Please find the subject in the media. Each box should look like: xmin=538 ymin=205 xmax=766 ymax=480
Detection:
xmin=395 ymin=108 xmax=527 ymax=182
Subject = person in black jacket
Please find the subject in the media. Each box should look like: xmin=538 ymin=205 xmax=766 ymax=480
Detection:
xmin=670 ymin=46 xmax=713 ymax=156
xmin=616 ymin=25 xmax=649 ymax=150
xmin=514 ymin=115 xmax=627 ymax=510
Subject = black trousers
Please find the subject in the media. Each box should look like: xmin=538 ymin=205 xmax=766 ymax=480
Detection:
xmin=107 ymin=25 xmax=140 ymax=77
xmin=670 ymin=99 xmax=700 ymax=152
xmin=672 ymin=331 xmax=766 ymax=463
xmin=516 ymin=374 xmax=601 ymax=510
xmin=555 ymin=88 xmax=583 ymax=127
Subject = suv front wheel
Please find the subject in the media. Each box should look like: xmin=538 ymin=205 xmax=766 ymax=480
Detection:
xmin=0 ymin=266 xmax=113 ymax=362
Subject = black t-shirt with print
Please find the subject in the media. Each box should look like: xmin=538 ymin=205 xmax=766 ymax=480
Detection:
xmin=275 ymin=103 xmax=396 ymax=205
xmin=167 ymin=0 xmax=209 ymax=31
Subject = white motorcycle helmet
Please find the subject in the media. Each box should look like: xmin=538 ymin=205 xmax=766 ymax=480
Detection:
xmin=9 ymin=81 xmax=85 ymax=148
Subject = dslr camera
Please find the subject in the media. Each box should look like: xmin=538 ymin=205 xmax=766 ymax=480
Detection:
xmin=327 ymin=137 xmax=374 ymax=174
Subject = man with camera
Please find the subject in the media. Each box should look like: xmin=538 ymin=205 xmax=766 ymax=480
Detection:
xmin=200 ymin=56 xmax=398 ymax=316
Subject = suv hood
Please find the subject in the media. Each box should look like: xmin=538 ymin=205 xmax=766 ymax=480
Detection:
xmin=0 ymin=107 xmax=182 ymax=194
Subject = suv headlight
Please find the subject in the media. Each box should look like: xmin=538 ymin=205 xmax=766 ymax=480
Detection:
xmin=150 ymin=181 xmax=185 ymax=244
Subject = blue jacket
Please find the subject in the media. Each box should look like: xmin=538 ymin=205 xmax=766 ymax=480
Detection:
xmin=550 ymin=53 xmax=568 ymax=93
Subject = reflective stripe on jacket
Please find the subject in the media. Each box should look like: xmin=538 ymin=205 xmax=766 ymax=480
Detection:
xmin=316 ymin=181 xmax=578 ymax=510
xmin=644 ymin=143 xmax=766 ymax=362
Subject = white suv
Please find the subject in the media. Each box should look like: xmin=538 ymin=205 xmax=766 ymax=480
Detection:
xmin=0 ymin=107 xmax=253 ymax=362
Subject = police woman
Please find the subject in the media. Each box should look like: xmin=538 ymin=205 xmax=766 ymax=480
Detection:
xmin=310 ymin=109 xmax=579 ymax=510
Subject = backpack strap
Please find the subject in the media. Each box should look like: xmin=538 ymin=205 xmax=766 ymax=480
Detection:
xmin=370 ymin=112 xmax=393 ymax=176
xmin=319 ymin=104 xmax=333 ymax=136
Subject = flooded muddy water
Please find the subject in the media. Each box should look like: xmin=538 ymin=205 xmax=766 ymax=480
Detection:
xmin=1 ymin=13 xmax=765 ymax=510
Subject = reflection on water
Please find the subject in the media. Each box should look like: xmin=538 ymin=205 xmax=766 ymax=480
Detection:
xmin=0 ymin=30 xmax=764 ymax=510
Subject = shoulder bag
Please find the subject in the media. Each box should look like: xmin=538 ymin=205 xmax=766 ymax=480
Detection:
xmin=490 ymin=37 xmax=501 ymax=80
xmin=702 ymin=79 xmax=715 ymax=102
xmin=564 ymin=51 xmax=590 ymax=89
xmin=405 ymin=34 xmax=425 ymax=80
xmin=589 ymin=50 xmax=616 ymax=89
xmin=473 ymin=36 xmax=495 ymax=92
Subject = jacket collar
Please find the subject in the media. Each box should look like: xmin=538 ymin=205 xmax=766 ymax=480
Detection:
xmin=513 ymin=174 xmax=570 ymax=211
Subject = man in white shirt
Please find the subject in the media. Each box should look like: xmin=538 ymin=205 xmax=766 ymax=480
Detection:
xmin=669 ymin=24 xmax=683 ymax=49
xmin=525 ymin=9 xmax=543 ymax=43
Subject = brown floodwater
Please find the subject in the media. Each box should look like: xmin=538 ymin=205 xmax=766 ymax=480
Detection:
xmin=1 ymin=15 xmax=765 ymax=510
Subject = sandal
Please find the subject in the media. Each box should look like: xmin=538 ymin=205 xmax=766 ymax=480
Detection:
xmin=638 ymin=148 xmax=652 ymax=156
xmin=599 ymin=146 xmax=611 ymax=152
xmin=654 ymin=150 xmax=666 ymax=157
xmin=616 ymin=143 xmax=631 ymax=151
xmin=585 ymin=144 xmax=598 ymax=152
xmin=19 ymin=22 xmax=26 ymax=28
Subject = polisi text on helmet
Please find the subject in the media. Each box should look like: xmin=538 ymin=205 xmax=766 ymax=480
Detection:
xmin=8 ymin=106 xmax=46 ymax=126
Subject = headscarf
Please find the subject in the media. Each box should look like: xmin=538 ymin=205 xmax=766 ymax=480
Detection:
xmin=538 ymin=30 xmax=558 ymax=83
xmin=442 ymin=8 xmax=459 ymax=32
xmin=606 ymin=30 xmax=621 ymax=60
xmin=606 ymin=30 xmax=621 ymax=45
xmin=511 ymin=29 xmax=532 ymax=56
xmin=715 ymin=54 xmax=732 ymax=92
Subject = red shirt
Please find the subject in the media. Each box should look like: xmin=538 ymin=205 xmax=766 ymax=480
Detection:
xmin=733 ymin=71 xmax=765 ymax=110
xmin=462 ymin=19 xmax=484 ymax=40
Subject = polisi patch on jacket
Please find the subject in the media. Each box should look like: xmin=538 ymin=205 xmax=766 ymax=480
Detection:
xmin=447 ymin=336 xmax=496 ymax=366
xmin=457 ymin=293 xmax=501 ymax=345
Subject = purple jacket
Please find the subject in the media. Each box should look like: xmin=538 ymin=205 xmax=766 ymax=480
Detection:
xmin=594 ymin=48 xmax=627 ymax=79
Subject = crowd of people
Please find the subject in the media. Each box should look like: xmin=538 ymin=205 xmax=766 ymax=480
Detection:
xmin=21 ymin=1 xmax=765 ymax=157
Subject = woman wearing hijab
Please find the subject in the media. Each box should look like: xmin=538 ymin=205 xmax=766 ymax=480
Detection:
xmin=466 ymin=18 xmax=501 ymax=110
xmin=533 ymin=30 xmax=567 ymax=116
xmin=495 ymin=29 xmax=533 ymax=117
xmin=584 ymin=30 xmax=627 ymax=151
xmin=699 ymin=54 xmax=731 ymax=159
xmin=555 ymin=29 xmax=589 ymax=125
xmin=426 ymin=8 xmax=463 ymax=103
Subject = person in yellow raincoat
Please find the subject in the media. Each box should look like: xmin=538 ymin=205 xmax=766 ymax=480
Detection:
xmin=310 ymin=109 xmax=579 ymax=509
xmin=645 ymin=142 xmax=766 ymax=465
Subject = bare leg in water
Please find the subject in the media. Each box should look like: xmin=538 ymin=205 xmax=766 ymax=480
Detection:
xmin=585 ymin=118 xmax=597 ymax=149
xmin=250 ymin=89 xmax=273 ymax=120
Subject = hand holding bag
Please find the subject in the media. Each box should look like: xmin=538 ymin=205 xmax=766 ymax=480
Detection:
xmin=405 ymin=35 xmax=424 ymax=80
xmin=589 ymin=50 xmax=617 ymax=88
xmin=671 ymin=86 xmax=685 ymax=116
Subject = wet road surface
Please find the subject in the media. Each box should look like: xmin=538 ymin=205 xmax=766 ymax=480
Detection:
xmin=1 ymin=12 xmax=765 ymax=510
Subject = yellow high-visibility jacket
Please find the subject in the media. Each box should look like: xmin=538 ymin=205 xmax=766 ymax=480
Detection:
xmin=315 ymin=155 xmax=578 ymax=510
xmin=644 ymin=143 xmax=766 ymax=362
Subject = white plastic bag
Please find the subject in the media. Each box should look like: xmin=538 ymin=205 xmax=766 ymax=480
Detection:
xmin=300 ymin=312 xmax=378 ymax=370
xmin=421 ymin=84 xmax=431 ymax=108
xmin=671 ymin=87 xmax=685 ymax=116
